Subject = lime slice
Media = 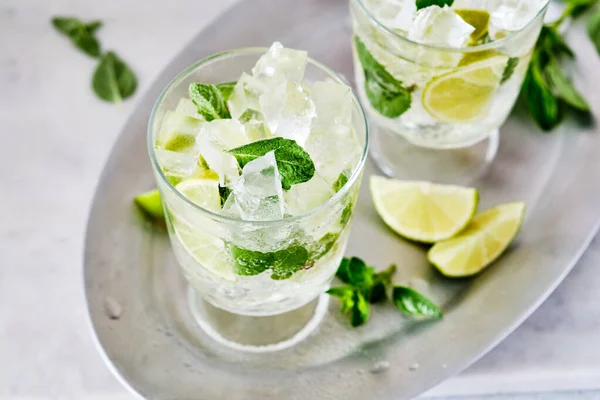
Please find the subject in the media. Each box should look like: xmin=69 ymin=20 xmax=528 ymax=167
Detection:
xmin=370 ymin=176 xmax=479 ymax=243
xmin=175 ymin=178 xmax=221 ymax=212
xmin=455 ymin=9 xmax=490 ymax=43
xmin=172 ymin=220 xmax=237 ymax=282
xmin=422 ymin=55 xmax=508 ymax=123
xmin=428 ymin=202 xmax=525 ymax=277
xmin=134 ymin=189 xmax=164 ymax=220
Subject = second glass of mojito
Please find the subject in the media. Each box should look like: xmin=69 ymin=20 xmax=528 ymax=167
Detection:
xmin=148 ymin=43 xmax=368 ymax=349
xmin=351 ymin=0 xmax=548 ymax=182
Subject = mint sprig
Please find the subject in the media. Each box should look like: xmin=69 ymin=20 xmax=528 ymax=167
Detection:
xmin=523 ymin=1 xmax=597 ymax=131
xmin=328 ymin=257 xmax=442 ymax=327
xmin=228 ymin=137 xmax=315 ymax=190
xmin=354 ymin=36 xmax=413 ymax=119
xmin=228 ymin=244 xmax=309 ymax=279
xmin=52 ymin=16 xmax=103 ymax=58
xmin=189 ymin=83 xmax=231 ymax=121
xmin=415 ymin=0 xmax=453 ymax=10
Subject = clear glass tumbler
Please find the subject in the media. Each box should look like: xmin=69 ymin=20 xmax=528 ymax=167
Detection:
xmin=147 ymin=48 xmax=369 ymax=349
xmin=350 ymin=0 xmax=548 ymax=183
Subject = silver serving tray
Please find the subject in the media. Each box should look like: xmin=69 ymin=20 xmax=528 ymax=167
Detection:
xmin=84 ymin=0 xmax=600 ymax=399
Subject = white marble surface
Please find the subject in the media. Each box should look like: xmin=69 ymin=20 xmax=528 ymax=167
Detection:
xmin=1 ymin=0 xmax=600 ymax=399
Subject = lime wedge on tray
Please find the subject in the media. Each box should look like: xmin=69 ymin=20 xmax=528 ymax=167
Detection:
xmin=428 ymin=202 xmax=526 ymax=277
xmin=370 ymin=176 xmax=479 ymax=243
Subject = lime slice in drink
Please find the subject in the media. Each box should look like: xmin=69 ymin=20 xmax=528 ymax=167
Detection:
xmin=422 ymin=55 xmax=508 ymax=123
xmin=428 ymin=202 xmax=525 ymax=277
xmin=370 ymin=176 xmax=479 ymax=243
xmin=172 ymin=220 xmax=237 ymax=282
xmin=455 ymin=9 xmax=490 ymax=43
xmin=175 ymin=178 xmax=221 ymax=212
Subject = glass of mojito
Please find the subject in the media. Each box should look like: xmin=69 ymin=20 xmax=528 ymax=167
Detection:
xmin=351 ymin=0 xmax=548 ymax=182
xmin=148 ymin=43 xmax=368 ymax=347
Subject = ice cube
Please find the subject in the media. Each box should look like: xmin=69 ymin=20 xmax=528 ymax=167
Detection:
xmin=233 ymin=151 xmax=285 ymax=221
xmin=259 ymin=80 xmax=316 ymax=147
xmin=311 ymin=80 xmax=353 ymax=130
xmin=221 ymin=193 xmax=241 ymax=218
xmin=408 ymin=6 xmax=475 ymax=48
xmin=174 ymin=98 xmax=204 ymax=120
xmin=451 ymin=0 xmax=498 ymax=11
xmin=364 ymin=0 xmax=417 ymax=32
xmin=305 ymin=128 xmax=362 ymax=184
xmin=284 ymin=173 xmax=335 ymax=215
xmin=155 ymin=148 xmax=198 ymax=177
xmin=252 ymin=42 xmax=308 ymax=85
xmin=196 ymin=119 xmax=248 ymax=186
xmin=490 ymin=0 xmax=546 ymax=33
xmin=228 ymin=73 xmax=262 ymax=120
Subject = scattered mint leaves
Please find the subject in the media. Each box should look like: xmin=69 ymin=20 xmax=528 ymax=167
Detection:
xmin=501 ymin=57 xmax=519 ymax=84
xmin=393 ymin=286 xmax=443 ymax=318
xmin=328 ymin=257 xmax=442 ymax=327
xmin=52 ymin=16 xmax=103 ymax=57
xmin=588 ymin=7 xmax=600 ymax=55
xmin=92 ymin=52 xmax=137 ymax=103
xmin=218 ymin=185 xmax=231 ymax=207
xmin=216 ymin=82 xmax=236 ymax=102
xmin=354 ymin=36 xmax=413 ymax=119
xmin=545 ymin=60 xmax=590 ymax=111
xmin=228 ymin=137 xmax=315 ymax=190
xmin=228 ymin=244 xmax=309 ymax=280
xmin=523 ymin=60 xmax=560 ymax=131
xmin=416 ymin=0 xmax=454 ymax=10
xmin=189 ymin=83 xmax=231 ymax=121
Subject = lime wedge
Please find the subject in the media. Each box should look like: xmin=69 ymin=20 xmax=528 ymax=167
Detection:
xmin=422 ymin=55 xmax=508 ymax=123
xmin=455 ymin=9 xmax=490 ymax=43
xmin=175 ymin=178 xmax=221 ymax=212
xmin=172 ymin=220 xmax=237 ymax=282
xmin=134 ymin=189 xmax=164 ymax=220
xmin=428 ymin=202 xmax=526 ymax=277
xmin=370 ymin=176 xmax=479 ymax=243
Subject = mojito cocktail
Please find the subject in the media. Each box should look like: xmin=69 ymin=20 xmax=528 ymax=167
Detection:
xmin=351 ymin=0 xmax=547 ymax=180
xmin=148 ymin=44 xmax=368 ymax=317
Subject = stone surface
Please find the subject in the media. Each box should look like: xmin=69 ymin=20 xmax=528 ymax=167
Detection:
xmin=1 ymin=0 xmax=600 ymax=399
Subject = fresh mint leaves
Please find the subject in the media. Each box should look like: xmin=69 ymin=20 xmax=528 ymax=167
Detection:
xmin=93 ymin=52 xmax=137 ymax=103
xmin=545 ymin=60 xmax=590 ymax=111
xmin=328 ymin=257 xmax=442 ymax=327
xmin=228 ymin=244 xmax=309 ymax=279
xmin=51 ymin=16 xmax=138 ymax=102
xmin=588 ymin=7 xmax=600 ymax=55
xmin=52 ymin=16 xmax=103 ymax=58
xmin=354 ymin=36 xmax=413 ymax=119
xmin=416 ymin=0 xmax=454 ymax=10
xmin=393 ymin=286 xmax=443 ymax=318
xmin=189 ymin=83 xmax=231 ymax=121
xmin=228 ymin=137 xmax=315 ymax=190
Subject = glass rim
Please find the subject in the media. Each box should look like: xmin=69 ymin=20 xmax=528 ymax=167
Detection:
xmin=147 ymin=47 xmax=370 ymax=227
xmin=352 ymin=0 xmax=549 ymax=53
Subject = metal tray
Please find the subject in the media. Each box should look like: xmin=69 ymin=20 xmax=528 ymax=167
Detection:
xmin=84 ymin=0 xmax=600 ymax=398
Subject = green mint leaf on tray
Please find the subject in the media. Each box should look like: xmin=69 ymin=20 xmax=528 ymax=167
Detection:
xmin=354 ymin=36 xmax=412 ymax=118
xmin=588 ymin=7 xmax=600 ymax=56
xmin=368 ymin=264 xmax=397 ymax=303
xmin=545 ymin=60 xmax=590 ymax=111
xmin=93 ymin=52 xmax=137 ymax=103
xmin=393 ymin=286 xmax=443 ymax=319
xmin=336 ymin=257 xmax=373 ymax=290
xmin=228 ymin=137 xmax=315 ymax=190
xmin=501 ymin=57 xmax=519 ymax=84
xmin=327 ymin=286 xmax=370 ymax=327
xmin=52 ymin=16 xmax=103 ymax=58
xmin=216 ymin=82 xmax=236 ymax=102
xmin=416 ymin=0 xmax=454 ymax=10
xmin=523 ymin=63 xmax=560 ymax=131
xmin=218 ymin=185 xmax=232 ymax=207
xmin=72 ymin=32 xmax=101 ymax=58
xmin=189 ymin=83 xmax=231 ymax=121
xmin=327 ymin=286 xmax=356 ymax=313
xmin=52 ymin=17 xmax=84 ymax=35
xmin=134 ymin=189 xmax=164 ymax=221
xmin=229 ymin=244 xmax=309 ymax=280
xmin=333 ymin=171 xmax=349 ymax=193
xmin=85 ymin=20 xmax=103 ymax=34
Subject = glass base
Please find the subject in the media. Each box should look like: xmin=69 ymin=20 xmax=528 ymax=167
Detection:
xmin=370 ymin=126 xmax=499 ymax=185
xmin=187 ymin=286 xmax=330 ymax=353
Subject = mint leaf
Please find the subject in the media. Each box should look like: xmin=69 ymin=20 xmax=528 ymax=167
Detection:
xmin=327 ymin=286 xmax=356 ymax=313
xmin=218 ymin=185 xmax=231 ymax=207
xmin=85 ymin=20 xmax=103 ymax=34
xmin=189 ymin=83 xmax=231 ymax=121
xmin=228 ymin=137 xmax=315 ymax=190
xmin=327 ymin=287 xmax=370 ymax=327
xmin=333 ymin=171 xmax=349 ymax=193
xmin=588 ymin=7 xmax=600 ymax=55
xmin=134 ymin=189 xmax=164 ymax=221
xmin=312 ymin=232 xmax=340 ymax=260
xmin=52 ymin=17 xmax=84 ymax=35
xmin=393 ymin=286 xmax=442 ymax=318
xmin=72 ymin=31 xmax=101 ymax=57
xmin=92 ymin=52 xmax=137 ymax=103
xmin=336 ymin=257 xmax=373 ymax=290
xmin=51 ymin=16 xmax=102 ymax=58
xmin=228 ymin=244 xmax=309 ymax=279
xmin=545 ymin=60 xmax=590 ymax=111
xmin=368 ymin=264 xmax=397 ymax=303
xmin=216 ymin=82 xmax=236 ymax=102
xmin=501 ymin=57 xmax=519 ymax=84
xmin=523 ymin=63 xmax=560 ymax=131
xmin=416 ymin=0 xmax=454 ymax=9
xmin=354 ymin=37 xmax=412 ymax=118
